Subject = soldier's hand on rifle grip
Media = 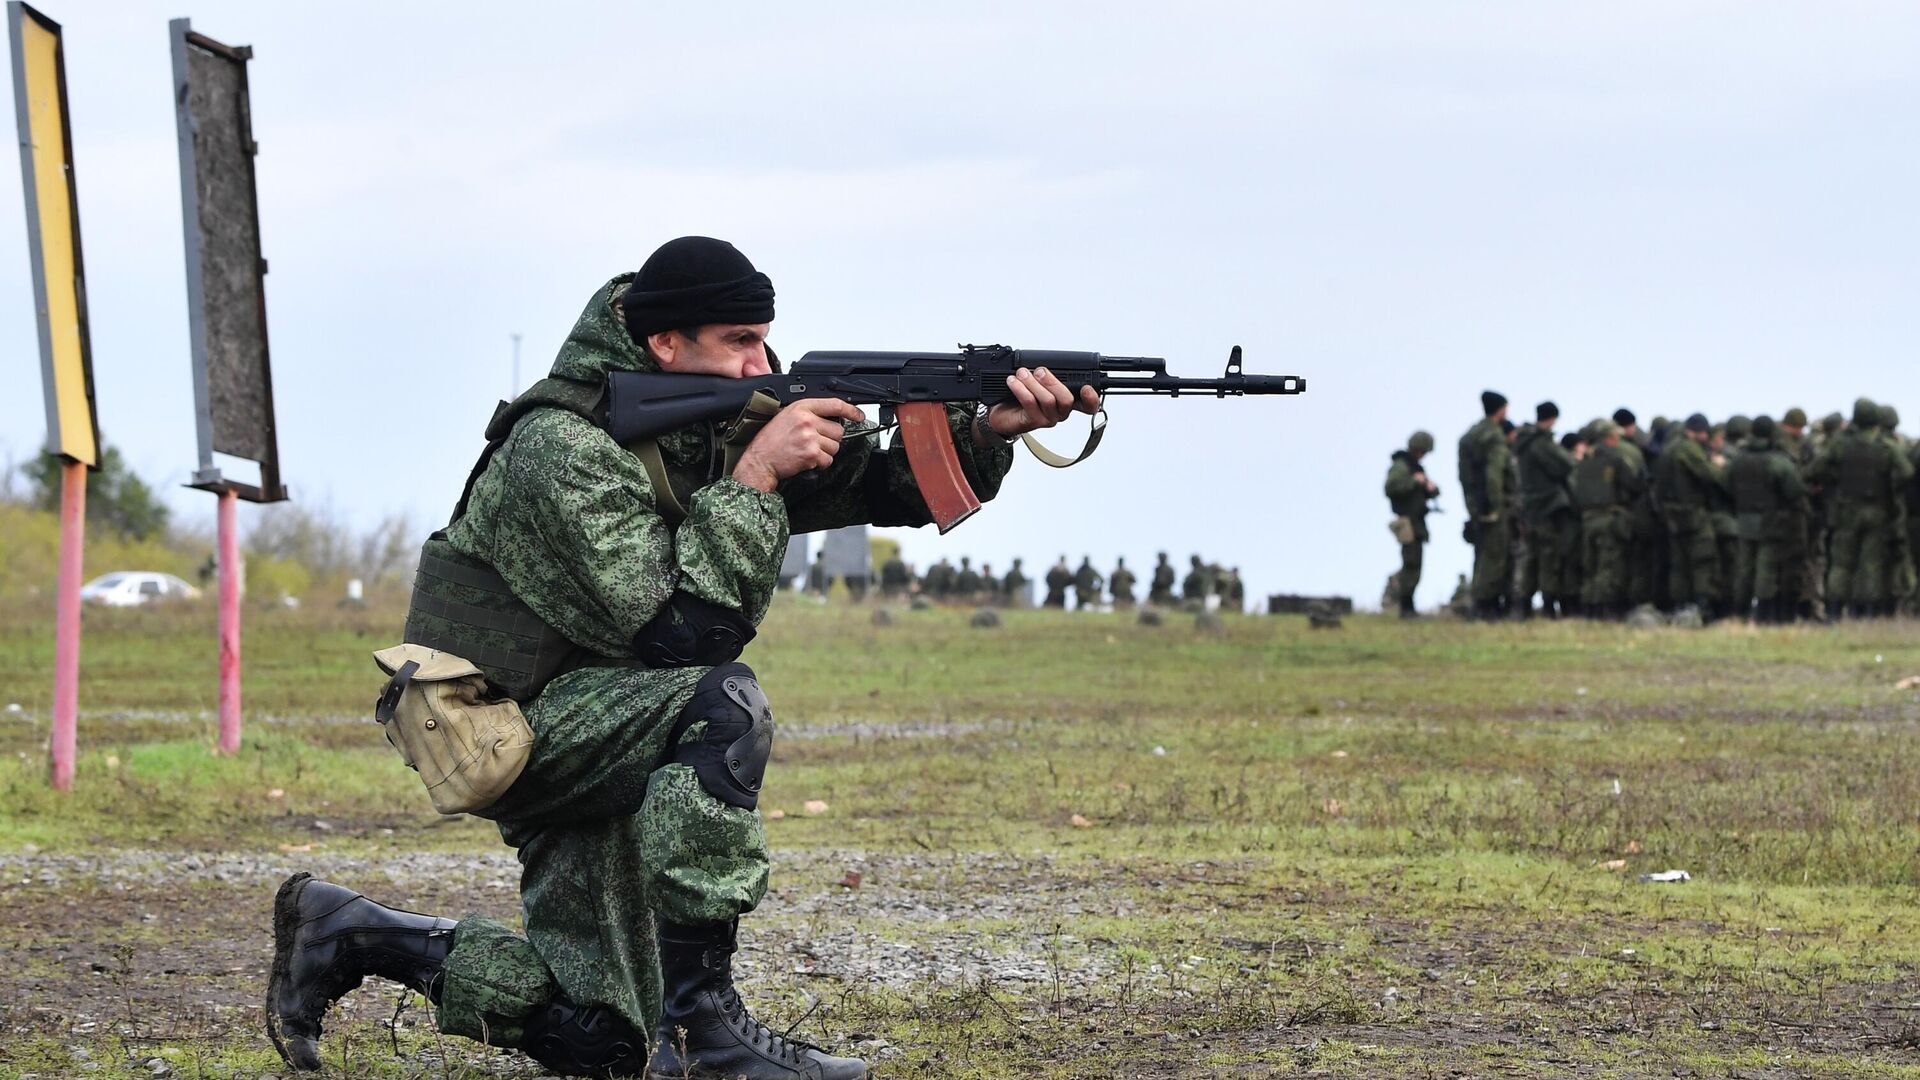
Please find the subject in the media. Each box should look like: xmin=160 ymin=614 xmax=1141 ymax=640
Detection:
xmin=733 ymin=398 xmax=866 ymax=493
xmin=984 ymin=366 xmax=1102 ymax=441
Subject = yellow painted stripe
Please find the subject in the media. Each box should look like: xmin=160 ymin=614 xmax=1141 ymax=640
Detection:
xmin=18 ymin=12 xmax=94 ymax=465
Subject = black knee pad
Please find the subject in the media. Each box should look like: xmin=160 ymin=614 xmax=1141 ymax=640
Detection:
xmin=669 ymin=662 xmax=774 ymax=811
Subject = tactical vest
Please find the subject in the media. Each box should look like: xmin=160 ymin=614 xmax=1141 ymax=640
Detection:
xmin=405 ymin=376 xmax=781 ymax=700
xmin=1837 ymin=435 xmax=1891 ymax=502
xmin=1572 ymin=452 xmax=1619 ymax=511
xmin=1655 ymin=443 xmax=1708 ymax=508
xmin=1385 ymin=455 xmax=1426 ymax=518
xmin=1728 ymin=447 xmax=1782 ymax=515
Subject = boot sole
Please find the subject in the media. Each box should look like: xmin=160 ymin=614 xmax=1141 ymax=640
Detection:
xmin=265 ymin=871 xmax=315 ymax=1070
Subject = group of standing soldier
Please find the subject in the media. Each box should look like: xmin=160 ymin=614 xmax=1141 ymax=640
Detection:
xmin=1388 ymin=391 xmax=1918 ymax=623
xmin=850 ymin=551 xmax=1245 ymax=611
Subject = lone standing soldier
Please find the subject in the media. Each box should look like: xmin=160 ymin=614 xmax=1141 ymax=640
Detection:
xmin=1073 ymin=555 xmax=1105 ymax=610
xmin=1655 ymin=414 xmax=1726 ymax=619
xmin=1572 ymin=419 xmax=1643 ymax=618
xmin=1044 ymin=555 xmax=1072 ymax=609
xmin=1109 ymin=557 xmax=1137 ymax=607
xmin=264 ymin=237 xmax=1097 ymax=1080
xmin=1149 ymin=552 xmax=1176 ymax=606
xmin=1514 ymin=403 xmax=1578 ymax=618
xmin=1459 ymin=391 xmax=1512 ymax=620
xmin=1384 ymin=430 xmax=1438 ymax=618
xmin=1728 ymin=415 xmax=1808 ymax=623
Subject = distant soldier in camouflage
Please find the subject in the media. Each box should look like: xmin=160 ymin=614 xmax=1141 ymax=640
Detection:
xmin=1514 ymin=403 xmax=1578 ymax=618
xmin=1881 ymin=404 xmax=1915 ymax=611
xmin=1225 ymin=566 xmax=1246 ymax=611
xmin=1002 ymin=558 xmax=1029 ymax=608
xmin=1708 ymin=420 xmax=1743 ymax=614
xmin=1778 ymin=408 xmax=1822 ymax=620
xmin=264 ymin=237 xmax=1096 ymax=1080
xmin=1148 ymin=552 xmax=1176 ymax=606
xmin=1654 ymin=414 xmax=1726 ymax=619
xmin=922 ymin=556 xmax=955 ymax=602
xmin=1572 ymin=419 xmax=1644 ymax=618
xmin=1728 ymin=415 xmax=1809 ymax=623
xmin=1043 ymin=555 xmax=1072 ymax=609
xmin=878 ymin=551 xmax=911 ymax=599
xmin=1383 ymin=430 xmax=1439 ymax=618
xmin=1611 ymin=409 xmax=1661 ymax=609
xmin=1183 ymin=555 xmax=1217 ymax=609
xmin=1458 ymin=391 xmax=1512 ymax=620
xmin=953 ymin=555 xmax=983 ymax=603
xmin=1109 ymin=557 xmax=1137 ymax=608
xmin=1073 ymin=555 xmax=1104 ymax=610
xmin=1808 ymin=398 xmax=1913 ymax=617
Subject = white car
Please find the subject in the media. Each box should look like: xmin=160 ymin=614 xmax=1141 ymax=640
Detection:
xmin=79 ymin=571 xmax=202 ymax=607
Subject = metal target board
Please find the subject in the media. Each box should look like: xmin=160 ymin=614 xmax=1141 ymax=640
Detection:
xmin=10 ymin=2 xmax=98 ymax=467
xmin=171 ymin=18 xmax=284 ymax=501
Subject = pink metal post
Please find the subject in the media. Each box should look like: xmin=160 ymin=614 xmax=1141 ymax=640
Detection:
xmin=216 ymin=487 xmax=242 ymax=754
xmin=51 ymin=459 xmax=85 ymax=791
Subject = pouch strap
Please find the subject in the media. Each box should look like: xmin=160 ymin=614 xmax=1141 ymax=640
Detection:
xmin=1020 ymin=406 xmax=1108 ymax=469
xmin=630 ymin=439 xmax=691 ymax=527
xmin=374 ymin=660 xmax=421 ymax=725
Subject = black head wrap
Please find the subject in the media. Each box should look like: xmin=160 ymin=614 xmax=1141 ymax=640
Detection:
xmin=1481 ymin=390 xmax=1507 ymax=416
xmin=620 ymin=236 xmax=775 ymax=343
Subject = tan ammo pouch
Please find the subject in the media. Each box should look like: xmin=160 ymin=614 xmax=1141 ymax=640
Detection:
xmin=1389 ymin=515 xmax=1416 ymax=546
xmin=372 ymin=644 xmax=534 ymax=815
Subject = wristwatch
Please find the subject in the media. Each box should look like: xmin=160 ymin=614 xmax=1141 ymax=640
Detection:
xmin=973 ymin=402 xmax=1015 ymax=447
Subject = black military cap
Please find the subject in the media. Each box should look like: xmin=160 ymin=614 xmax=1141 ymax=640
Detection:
xmin=1752 ymin=415 xmax=1776 ymax=439
xmin=1481 ymin=390 xmax=1508 ymax=415
xmin=1612 ymin=408 xmax=1637 ymax=428
xmin=1537 ymin=401 xmax=1559 ymax=421
xmin=1685 ymin=413 xmax=1710 ymax=434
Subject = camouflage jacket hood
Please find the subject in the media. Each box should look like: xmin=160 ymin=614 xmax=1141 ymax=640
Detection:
xmin=548 ymin=275 xmax=661 ymax=384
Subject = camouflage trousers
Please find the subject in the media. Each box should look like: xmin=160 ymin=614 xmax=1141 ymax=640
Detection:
xmin=1665 ymin=512 xmax=1721 ymax=609
xmin=1627 ymin=502 xmax=1661 ymax=607
xmin=1396 ymin=541 xmax=1424 ymax=605
xmin=433 ymin=664 xmax=769 ymax=1048
xmin=1735 ymin=536 xmax=1805 ymax=605
xmin=1470 ymin=517 xmax=1513 ymax=604
xmin=1581 ymin=509 xmax=1630 ymax=609
xmin=1527 ymin=511 xmax=1581 ymax=602
xmin=1828 ymin=503 xmax=1897 ymax=607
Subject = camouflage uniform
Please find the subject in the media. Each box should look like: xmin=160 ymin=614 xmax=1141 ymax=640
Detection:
xmin=1572 ymin=431 xmax=1643 ymax=616
xmin=1513 ymin=423 xmax=1578 ymax=616
xmin=1654 ymin=432 xmax=1725 ymax=613
xmin=1182 ymin=556 xmax=1214 ymax=607
xmin=1073 ymin=557 xmax=1104 ymax=609
xmin=1148 ymin=554 xmax=1176 ymax=606
xmin=432 ymin=277 xmax=1013 ymax=1045
xmin=1043 ymin=559 xmax=1072 ymax=608
xmin=1383 ymin=432 xmax=1437 ymax=614
xmin=1109 ymin=560 xmax=1137 ymax=607
xmin=1457 ymin=416 xmax=1511 ymax=615
xmin=1808 ymin=400 xmax=1913 ymax=615
xmin=1727 ymin=421 xmax=1808 ymax=621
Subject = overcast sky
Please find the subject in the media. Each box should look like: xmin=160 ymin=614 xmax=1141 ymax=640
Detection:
xmin=3 ymin=2 xmax=1916 ymax=608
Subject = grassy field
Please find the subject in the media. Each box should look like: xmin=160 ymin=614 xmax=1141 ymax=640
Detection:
xmin=1 ymin=597 xmax=1918 ymax=1078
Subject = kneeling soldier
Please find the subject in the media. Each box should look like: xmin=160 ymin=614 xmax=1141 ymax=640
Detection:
xmin=265 ymin=237 xmax=1098 ymax=1079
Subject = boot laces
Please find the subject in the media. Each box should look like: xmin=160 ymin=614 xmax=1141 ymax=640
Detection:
xmin=718 ymin=986 xmax=821 ymax=1065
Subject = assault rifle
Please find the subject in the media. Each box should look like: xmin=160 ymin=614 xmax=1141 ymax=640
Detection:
xmin=606 ymin=344 xmax=1306 ymax=533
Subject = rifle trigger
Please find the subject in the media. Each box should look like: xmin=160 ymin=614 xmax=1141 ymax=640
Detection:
xmin=878 ymin=405 xmax=895 ymax=428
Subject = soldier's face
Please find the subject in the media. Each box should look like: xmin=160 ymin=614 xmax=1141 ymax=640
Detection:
xmin=652 ymin=324 xmax=774 ymax=378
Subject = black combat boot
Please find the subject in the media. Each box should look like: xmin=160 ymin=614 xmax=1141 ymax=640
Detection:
xmin=650 ymin=921 xmax=867 ymax=1080
xmin=1398 ymin=595 xmax=1418 ymax=620
xmin=522 ymin=997 xmax=646 ymax=1078
xmin=267 ymin=873 xmax=456 ymax=1071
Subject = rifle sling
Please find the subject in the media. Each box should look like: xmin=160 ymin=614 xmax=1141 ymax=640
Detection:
xmin=627 ymin=390 xmax=783 ymax=527
xmin=1019 ymin=406 xmax=1108 ymax=469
